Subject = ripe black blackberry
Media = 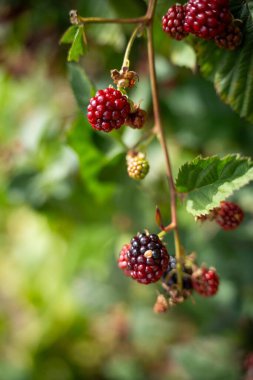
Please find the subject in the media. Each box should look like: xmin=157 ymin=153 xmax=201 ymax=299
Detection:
xmin=162 ymin=256 xmax=193 ymax=290
xmin=162 ymin=4 xmax=188 ymax=41
xmin=125 ymin=231 xmax=169 ymax=284
xmin=87 ymin=87 xmax=130 ymax=132
xmin=184 ymin=0 xmax=233 ymax=40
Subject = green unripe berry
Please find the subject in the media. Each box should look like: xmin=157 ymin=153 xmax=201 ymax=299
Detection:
xmin=126 ymin=151 xmax=150 ymax=180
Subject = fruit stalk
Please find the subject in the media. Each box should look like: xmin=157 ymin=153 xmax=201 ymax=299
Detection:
xmin=121 ymin=24 xmax=144 ymax=69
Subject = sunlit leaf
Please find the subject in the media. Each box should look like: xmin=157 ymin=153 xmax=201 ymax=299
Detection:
xmin=176 ymin=154 xmax=253 ymax=216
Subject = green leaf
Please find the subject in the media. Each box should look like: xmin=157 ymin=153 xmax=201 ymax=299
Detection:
xmin=60 ymin=25 xmax=79 ymax=44
xmin=67 ymin=115 xmax=115 ymax=201
xmin=189 ymin=0 xmax=253 ymax=122
xmin=68 ymin=63 xmax=95 ymax=112
xmin=170 ymin=42 xmax=196 ymax=70
xmin=67 ymin=25 xmax=87 ymax=62
xmin=176 ymin=154 xmax=253 ymax=216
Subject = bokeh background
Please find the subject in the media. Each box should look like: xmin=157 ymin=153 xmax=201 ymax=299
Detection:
xmin=1 ymin=0 xmax=253 ymax=379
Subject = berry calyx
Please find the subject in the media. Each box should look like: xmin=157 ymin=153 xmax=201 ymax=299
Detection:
xmin=118 ymin=244 xmax=131 ymax=277
xmin=125 ymin=107 xmax=147 ymax=129
xmin=192 ymin=267 xmax=219 ymax=296
xmin=215 ymin=201 xmax=244 ymax=230
xmin=123 ymin=231 xmax=169 ymax=284
xmin=162 ymin=4 xmax=189 ymax=41
xmin=184 ymin=0 xmax=233 ymax=40
xmin=111 ymin=67 xmax=139 ymax=89
xmin=87 ymin=87 xmax=131 ymax=132
xmin=126 ymin=151 xmax=150 ymax=180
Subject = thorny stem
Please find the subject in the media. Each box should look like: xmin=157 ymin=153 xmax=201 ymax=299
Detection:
xmin=75 ymin=0 xmax=184 ymax=290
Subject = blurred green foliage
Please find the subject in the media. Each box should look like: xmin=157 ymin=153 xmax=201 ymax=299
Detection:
xmin=0 ymin=0 xmax=253 ymax=379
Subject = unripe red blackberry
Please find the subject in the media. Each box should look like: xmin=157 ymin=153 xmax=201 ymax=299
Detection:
xmin=118 ymin=244 xmax=131 ymax=277
xmin=162 ymin=256 xmax=193 ymax=291
xmin=126 ymin=151 xmax=149 ymax=180
xmin=214 ymin=23 xmax=243 ymax=50
xmin=125 ymin=231 xmax=169 ymax=284
xmin=87 ymin=87 xmax=130 ymax=132
xmin=184 ymin=0 xmax=233 ymax=40
xmin=215 ymin=201 xmax=244 ymax=230
xmin=192 ymin=266 xmax=219 ymax=296
xmin=162 ymin=4 xmax=189 ymax=41
xmin=125 ymin=107 xmax=147 ymax=129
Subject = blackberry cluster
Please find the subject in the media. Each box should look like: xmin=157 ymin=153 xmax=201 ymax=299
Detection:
xmin=118 ymin=232 xmax=169 ymax=285
xmin=87 ymin=87 xmax=130 ymax=132
xmin=162 ymin=256 xmax=193 ymax=291
xmin=162 ymin=0 xmax=243 ymax=50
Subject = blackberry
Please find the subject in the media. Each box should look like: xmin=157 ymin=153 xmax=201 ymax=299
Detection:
xmin=184 ymin=0 xmax=233 ymax=40
xmin=126 ymin=151 xmax=149 ymax=180
xmin=125 ymin=231 xmax=169 ymax=284
xmin=118 ymin=244 xmax=131 ymax=277
xmin=162 ymin=4 xmax=189 ymax=41
xmin=162 ymin=256 xmax=193 ymax=290
xmin=215 ymin=201 xmax=244 ymax=230
xmin=125 ymin=107 xmax=147 ymax=129
xmin=192 ymin=267 xmax=219 ymax=296
xmin=87 ymin=87 xmax=130 ymax=132
xmin=214 ymin=23 xmax=243 ymax=50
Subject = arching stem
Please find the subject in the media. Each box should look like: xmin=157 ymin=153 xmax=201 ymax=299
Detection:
xmin=145 ymin=0 xmax=184 ymax=289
